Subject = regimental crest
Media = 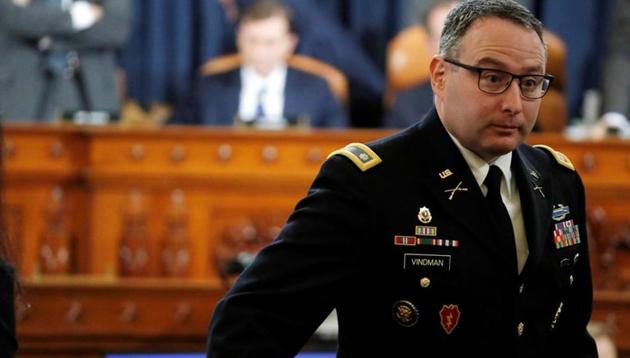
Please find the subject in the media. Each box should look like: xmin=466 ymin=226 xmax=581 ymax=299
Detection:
xmin=439 ymin=304 xmax=460 ymax=334
xmin=392 ymin=300 xmax=419 ymax=327
xmin=418 ymin=206 xmax=432 ymax=224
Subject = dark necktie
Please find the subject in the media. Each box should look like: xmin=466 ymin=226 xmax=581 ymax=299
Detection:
xmin=484 ymin=165 xmax=517 ymax=272
xmin=255 ymin=87 xmax=266 ymax=120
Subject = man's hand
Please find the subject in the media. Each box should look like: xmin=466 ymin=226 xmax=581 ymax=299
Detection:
xmin=70 ymin=1 xmax=104 ymax=30
xmin=89 ymin=3 xmax=104 ymax=22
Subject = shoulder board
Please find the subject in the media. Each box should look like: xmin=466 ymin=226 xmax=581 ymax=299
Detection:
xmin=533 ymin=144 xmax=575 ymax=171
xmin=328 ymin=142 xmax=382 ymax=172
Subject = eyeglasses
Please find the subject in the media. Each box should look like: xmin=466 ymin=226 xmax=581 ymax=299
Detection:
xmin=443 ymin=58 xmax=554 ymax=99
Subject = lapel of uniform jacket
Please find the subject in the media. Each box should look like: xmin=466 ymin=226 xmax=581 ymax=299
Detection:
xmin=513 ymin=146 xmax=552 ymax=276
xmin=225 ymin=69 xmax=242 ymax=125
xmin=416 ymin=110 xmax=514 ymax=268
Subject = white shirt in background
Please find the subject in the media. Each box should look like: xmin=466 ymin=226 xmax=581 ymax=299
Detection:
xmin=239 ymin=65 xmax=287 ymax=125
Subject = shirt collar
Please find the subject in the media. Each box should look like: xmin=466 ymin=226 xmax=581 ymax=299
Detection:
xmin=241 ymin=65 xmax=288 ymax=93
xmin=446 ymin=131 xmax=514 ymax=197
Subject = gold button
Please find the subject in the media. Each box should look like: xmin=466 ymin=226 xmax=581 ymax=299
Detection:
xmin=517 ymin=322 xmax=525 ymax=336
xmin=420 ymin=277 xmax=431 ymax=288
xmin=573 ymin=253 xmax=580 ymax=264
xmin=519 ymin=283 xmax=525 ymax=294
xmin=569 ymin=275 xmax=574 ymax=286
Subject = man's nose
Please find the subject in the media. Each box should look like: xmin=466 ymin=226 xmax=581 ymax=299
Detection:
xmin=501 ymin=80 xmax=524 ymax=115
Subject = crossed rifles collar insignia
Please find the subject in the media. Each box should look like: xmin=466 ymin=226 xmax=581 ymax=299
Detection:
xmin=439 ymin=168 xmax=469 ymax=201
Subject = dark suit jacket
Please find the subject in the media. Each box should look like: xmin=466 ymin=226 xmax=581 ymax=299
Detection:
xmin=170 ymin=67 xmax=348 ymax=128
xmin=602 ymin=0 xmax=629 ymax=116
xmin=0 ymin=0 xmax=131 ymax=121
xmin=0 ymin=260 xmax=17 ymax=357
xmin=384 ymin=81 xmax=434 ymax=128
xmin=207 ymin=109 xmax=597 ymax=357
xmin=227 ymin=0 xmax=385 ymax=103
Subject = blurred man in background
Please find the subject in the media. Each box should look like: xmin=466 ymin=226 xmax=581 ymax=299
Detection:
xmin=384 ymin=0 xmax=460 ymax=128
xmin=170 ymin=0 xmax=348 ymax=128
xmin=0 ymin=0 xmax=131 ymax=122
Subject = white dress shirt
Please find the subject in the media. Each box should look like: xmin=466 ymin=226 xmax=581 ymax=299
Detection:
xmin=239 ymin=65 xmax=287 ymax=125
xmin=448 ymin=133 xmax=529 ymax=274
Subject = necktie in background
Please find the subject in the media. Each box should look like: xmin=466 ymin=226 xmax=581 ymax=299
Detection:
xmin=484 ymin=165 xmax=518 ymax=272
xmin=255 ymin=87 xmax=266 ymax=120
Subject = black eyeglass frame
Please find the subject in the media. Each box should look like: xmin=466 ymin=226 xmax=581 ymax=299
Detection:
xmin=443 ymin=58 xmax=554 ymax=99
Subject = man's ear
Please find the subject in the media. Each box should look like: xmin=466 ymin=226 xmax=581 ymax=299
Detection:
xmin=286 ymin=33 xmax=299 ymax=55
xmin=236 ymin=28 xmax=244 ymax=53
xmin=429 ymin=56 xmax=447 ymax=94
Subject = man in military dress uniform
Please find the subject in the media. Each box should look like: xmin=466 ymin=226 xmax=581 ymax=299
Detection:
xmin=207 ymin=1 xmax=598 ymax=357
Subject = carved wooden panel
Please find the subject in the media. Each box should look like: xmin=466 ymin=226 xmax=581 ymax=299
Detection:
xmin=5 ymin=204 xmax=23 ymax=270
xmin=3 ymin=124 xmax=630 ymax=357
xmin=210 ymin=201 xmax=293 ymax=287
xmin=16 ymin=277 xmax=225 ymax=355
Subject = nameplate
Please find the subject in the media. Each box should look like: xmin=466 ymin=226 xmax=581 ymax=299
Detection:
xmin=403 ymin=253 xmax=451 ymax=272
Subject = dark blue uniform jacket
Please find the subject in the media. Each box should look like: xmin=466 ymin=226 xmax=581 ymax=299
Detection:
xmin=208 ymin=109 xmax=597 ymax=358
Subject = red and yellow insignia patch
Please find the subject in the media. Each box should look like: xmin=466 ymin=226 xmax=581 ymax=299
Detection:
xmin=439 ymin=304 xmax=460 ymax=334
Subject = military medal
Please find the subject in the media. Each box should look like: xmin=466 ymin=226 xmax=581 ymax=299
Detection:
xmin=553 ymin=219 xmax=581 ymax=249
xmin=415 ymin=225 xmax=437 ymax=236
xmin=394 ymin=235 xmax=417 ymax=246
xmin=416 ymin=238 xmax=459 ymax=247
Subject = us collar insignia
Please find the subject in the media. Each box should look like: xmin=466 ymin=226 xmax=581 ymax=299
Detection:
xmin=439 ymin=169 xmax=454 ymax=179
xmin=418 ymin=206 xmax=432 ymax=223
xmin=444 ymin=181 xmax=468 ymax=201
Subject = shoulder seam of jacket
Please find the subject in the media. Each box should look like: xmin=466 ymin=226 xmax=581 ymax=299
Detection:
xmin=533 ymin=144 xmax=575 ymax=171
